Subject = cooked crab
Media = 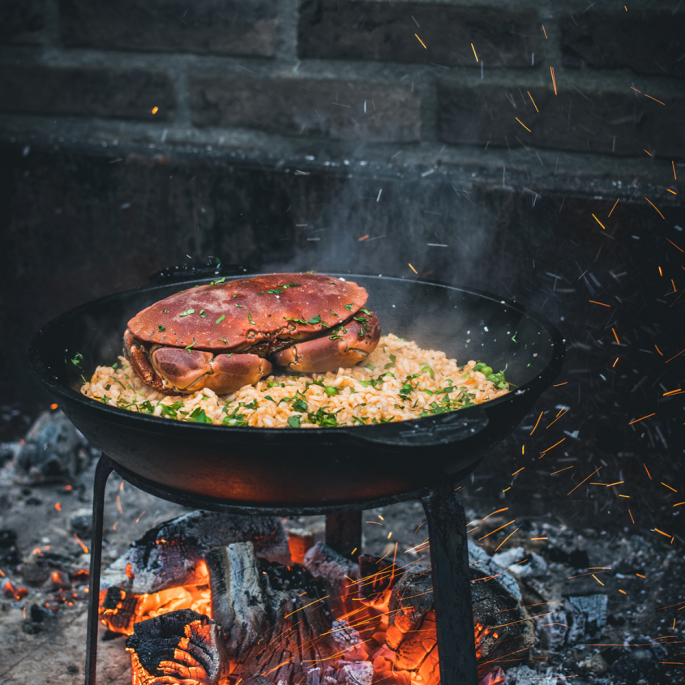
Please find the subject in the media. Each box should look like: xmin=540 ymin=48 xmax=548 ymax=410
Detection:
xmin=123 ymin=273 xmax=381 ymax=396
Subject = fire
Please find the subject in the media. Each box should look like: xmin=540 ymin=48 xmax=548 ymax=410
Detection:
xmin=100 ymin=561 xmax=211 ymax=636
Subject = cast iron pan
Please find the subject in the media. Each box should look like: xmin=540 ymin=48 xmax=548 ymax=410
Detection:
xmin=29 ymin=269 xmax=565 ymax=506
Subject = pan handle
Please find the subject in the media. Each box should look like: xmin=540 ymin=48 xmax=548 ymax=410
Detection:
xmin=342 ymin=408 xmax=489 ymax=447
xmin=148 ymin=263 xmax=251 ymax=284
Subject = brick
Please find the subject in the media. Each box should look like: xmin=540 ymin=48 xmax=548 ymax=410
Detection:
xmin=438 ymin=85 xmax=685 ymax=159
xmin=60 ymin=0 xmax=277 ymax=56
xmin=0 ymin=0 xmax=44 ymax=45
xmin=0 ymin=65 xmax=175 ymax=120
xmin=190 ymin=74 xmax=421 ymax=142
xmin=561 ymin=11 xmax=685 ymax=77
xmin=299 ymin=0 xmax=539 ymax=67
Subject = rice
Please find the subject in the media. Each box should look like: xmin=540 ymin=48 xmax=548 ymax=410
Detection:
xmin=81 ymin=334 xmax=510 ymax=428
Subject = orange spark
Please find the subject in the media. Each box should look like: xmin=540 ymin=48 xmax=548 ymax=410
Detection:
xmin=358 ymin=235 xmax=369 ymax=241
xmin=151 ymin=106 xmax=159 ymax=114
xmin=644 ymin=94 xmax=665 ymax=105
xmin=592 ymin=213 xmax=606 ymax=229
xmin=550 ymin=465 xmax=574 ymax=475
xmin=415 ymin=33 xmax=427 ymax=49
xmin=73 ymin=533 xmax=89 ymax=554
xmin=645 ymin=197 xmax=665 ymax=219
xmin=516 ymin=117 xmax=531 ymax=132
xmin=628 ymin=413 xmax=655 ymax=425
xmin=527 ymin=91 xmax=539 ymax=112
xmin=619 ymin=589 xmax=627 ymax=594
xmin=554 ymin=381 xmax=567 ymax=386
xmin=655 ymin=344 xmax=663 ymax=356
xmin=663 ymin=388 xmax=682 ymax=396
xmin=539 ymin=437 xmax=565 ymax=458
xmin=592 ymin=574 xmax=605 ymax=586
xmin=589 ymin=300 xmax=611 ymax=307
xmin=673 ymin=160 xmax=677 ymax=180
xmin=479 ymin=519 xmax=515 ymax=540
xmin=662 ymin=482 xmax=678 ymax=493
xmin=116 ymin=494 xmax=123 ymax=515
xmin=546 ymin=409 xmax=568 ymax=429
xmin=567 ymin=466 xmax=602 ymax=496
xmin=135 ymin=511 xmax=146 ymax=523
xmin=530 ymin=410 xmax=543 ymax=435
xmin=550 ymin=66 xmax=557 ymax=95
xmin=522 ymin=445 xmax=525 ymax=454
xmin=471 ymin=43 xmax=478 ymax=61
xmin=50 ymin=403 xmax=58 ymax=410
xmin=608 ymin=198 xmax=620 ymax=217
xmin=612 ymin=328 xmax=620 ymax=344
xmin=613 ymin=357 xmax=619 ymax=367
xmin=629 ymin=509 xmax=635 ymax=524
xmin=55 ymin=502 xmax=61 ymax=512
xmin=542 ymin=25 xmax=548 ymax=39
xmin=644 ymin=149 xmax=652 ymax=157
xmin=674 ymin=502 xmax=685 ymax=507
xmin=631 ymin=86 xmax=642 ymax=93
xmin=666 ymin=237 xmax=684 ymax=252
xmin=494 ymin=527 xmax=520 ymax=553
xmin=408 ymin=263 xmax=417 ymax=274
xmin=655 ymin=528 xmax=671 ymax=538
xmin=658 ymin=266 xmax=663 ymax=276
xmin=667 ymin=189 xmax=677 ymax=195
xmin=512 ymin=467 xmax=525 ymax=476
xmin=665 ymin=348 xmax=685 ymax=363
xmin=643 ymin=463 xmax=652 ymax=479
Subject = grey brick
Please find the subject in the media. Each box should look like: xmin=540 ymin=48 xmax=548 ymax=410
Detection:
xmin=60 ymin=0 xmax=278 ymax=56
xmin=299 ymin=0 xmax=540 ymax=67
xmin=438 ymin=85 xmax=685 ymax=158
xmin=190 ymin=74 xmax=421 ymax=142
xmin=0 ymin=0 xmax=44 ymax=45
xmin=0 ymin=65 xmax=175 ymax=120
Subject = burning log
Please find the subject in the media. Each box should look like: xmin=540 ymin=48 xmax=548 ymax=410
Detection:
xmin=357 ymin=556 xmax=534 ymax=684
xmin=100 ymin=511 xmax=290 ymax=635
xmin=205 ymin=541 xmax=372 ymax=684
xmin=303 ymin=542 xmax=360 ymax=616
xmin=125 ymin=609 xmax=227 ymax=685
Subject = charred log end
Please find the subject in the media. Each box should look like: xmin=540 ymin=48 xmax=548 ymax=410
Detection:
xmin=125 ymin=609 xmax=226 ymax=685
xmin=100 ymin=586 xmax=140 ymax=635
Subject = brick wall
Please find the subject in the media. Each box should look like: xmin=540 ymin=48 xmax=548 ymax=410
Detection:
xmin=0 ymin=0 xmax=683 ymax=180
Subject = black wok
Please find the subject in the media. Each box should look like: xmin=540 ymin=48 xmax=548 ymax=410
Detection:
xmin=29 ymin=270 xmax=564 ymax=507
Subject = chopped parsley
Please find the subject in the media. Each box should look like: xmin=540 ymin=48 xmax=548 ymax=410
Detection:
xmin=307 ymin=407 xmax=340 ymax=427
xmin=344 ymin=304 xmax=354 ymax=311
xmin=160 ymin=401 xmax=184 ymax=420
xmin=215 ymin=314 xmax=226 ymax=325
xmin=308 ymin=314 xmax=322 ymax=325
xmin=287 ymin=415 xmax=301 ymax=428
xmin=384 ymin=354 xmax=397 ymax=369
xmin=247 ymin=312 xmax=255 ymax=324
xmin=158 ymin=325 xmax=165 ymax=332
xmin=292 ymin=398 xmax=308 ymax=412
xmin=179 ymin=309 xmax=195 ymax=317
xmin=139 ymin=400 xmax=154 ymax=414
xmin=71 ymin=352 xmax=83 ymax=367
xmin=200 ymin=310 xmax=207 ymax=318
xmin=186 ymin=407 xmax=212 ymax=423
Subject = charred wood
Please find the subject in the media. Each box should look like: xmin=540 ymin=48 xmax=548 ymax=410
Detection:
xmin=126 ymin=609 xmax=226 ymax=685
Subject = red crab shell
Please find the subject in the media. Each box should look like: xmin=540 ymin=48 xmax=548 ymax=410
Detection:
xmin=127 ymin=273 xmax=369 ymax=352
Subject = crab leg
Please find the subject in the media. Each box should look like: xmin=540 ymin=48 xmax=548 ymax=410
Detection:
xmin=272 ymin=312 xmax=381 ymax=373
xmin=152 ymin=347 xmax=272 ymax=395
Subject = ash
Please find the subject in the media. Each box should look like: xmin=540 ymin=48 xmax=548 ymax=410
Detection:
xmin=0 ymin=411 xmax=683 ymax=685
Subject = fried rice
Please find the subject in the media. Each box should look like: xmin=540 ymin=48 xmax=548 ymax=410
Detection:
xmin=81 ymin=334 xmax=510 ymax=428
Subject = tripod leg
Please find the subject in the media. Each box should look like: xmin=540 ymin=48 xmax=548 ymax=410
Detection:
xmin=85 ymin=454 xmax=114 ymax=685
xmin=325 ymin=511 xmax=362 ymax=559
xmin=422 ymin=486 xmax=478 ymax=685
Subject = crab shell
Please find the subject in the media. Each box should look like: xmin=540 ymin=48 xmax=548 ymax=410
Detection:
xmin=123 ymin=273 xmax=381 ymax=395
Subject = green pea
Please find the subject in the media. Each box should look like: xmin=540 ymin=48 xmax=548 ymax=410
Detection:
xmin=486 ymin=374 xmax=498 ymax=382
xmin=324 ymin=386 xmax=339 ymax=397
xmin=473 ymin=363 xmax=485 ymax=372
xmin=479 ymin=365 xmax=493 ymax=376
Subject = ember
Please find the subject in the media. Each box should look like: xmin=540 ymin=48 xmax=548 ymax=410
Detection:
xmin=98 ymin=514 xmax=533 ymax=685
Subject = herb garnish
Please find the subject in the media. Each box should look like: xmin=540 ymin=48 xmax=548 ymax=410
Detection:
xmin=287 ymin=415 xmax=302 ymax=428
xmin=179 ymin=309 xmax=195 ymax=317
xmin=200 ymin=310 xmax=207 ymax=318
xmin=215 ymin=314 xmax=226 ymax=325
xmin=158 ymin=325 xmax=165 ymax=332
xmin=247 ymin=312 xmax=255 ymax=324
xmin=308 ymin=314 xmax=322 ymax=325
xmin=186 ymin=407 xmax=212 ymax=423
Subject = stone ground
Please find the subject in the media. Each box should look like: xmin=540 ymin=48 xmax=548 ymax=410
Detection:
xmin=1 ymin=450 xmax=684 ymax=685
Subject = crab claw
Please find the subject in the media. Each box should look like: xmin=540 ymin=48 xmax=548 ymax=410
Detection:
xmin=152 ymin=348 xmax=272 ymax=395
xmin=273 ymin=312 xmax=381 ymax=373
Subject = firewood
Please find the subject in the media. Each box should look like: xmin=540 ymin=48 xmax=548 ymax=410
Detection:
xmin=125 ymin=609 xmax=226 ymax=685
